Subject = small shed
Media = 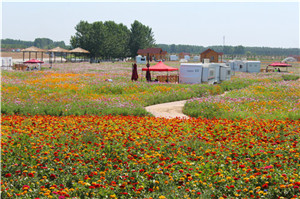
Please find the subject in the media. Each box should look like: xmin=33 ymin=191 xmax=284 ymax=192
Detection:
xmin=200 ymin=49 xmax=223 ymax=63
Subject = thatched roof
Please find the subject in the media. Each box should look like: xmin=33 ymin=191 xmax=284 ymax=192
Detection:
xmin=69 ymin=47 xmax=90 ymax=53
xmin=48 ymin=47 xmax=70 ymax=53
xmin=21 ymin=46 xmax=46 ymax=52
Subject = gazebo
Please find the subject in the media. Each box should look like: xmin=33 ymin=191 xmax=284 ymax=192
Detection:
xmin=142 ymin=61 xmax=179 ymax=82
xmin=21 ymin=46 xmax=47 ymax=61
xmin=48 ymin=47 xmax=70 ymax=63
xmin=69 ymin=47 xmax=90 ymax=62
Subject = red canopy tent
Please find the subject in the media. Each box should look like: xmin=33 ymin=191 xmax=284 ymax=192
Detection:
xmin=141 ymin=61 xmax=179 ymax=82
xmin=24 ymin=59 xmax=44 ymax=64
xmin=24 ymin=59 xmax=44 ymax=70
xmin=268 ymin=62 xmax=292 ymax=72
xmin=268 ymin=62 xmax=292 ymax=67
xmin=142 ymin=61 xmax=178 ymax=71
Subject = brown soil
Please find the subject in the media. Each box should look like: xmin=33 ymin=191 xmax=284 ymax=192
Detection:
xmin=1 ymin=52 xmax=48 ymax=59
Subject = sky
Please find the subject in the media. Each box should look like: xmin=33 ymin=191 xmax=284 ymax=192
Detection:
xmin=1 ymin=1 xmax=299 ymax=48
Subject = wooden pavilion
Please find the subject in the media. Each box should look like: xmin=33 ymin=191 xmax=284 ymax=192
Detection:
xmin=48 ymin=47 xmax=70 ymax=63
xmin=69 ymin=47 xmax=90 ymax=62
xmin=21 ymin=46 xmax=47 ymax=61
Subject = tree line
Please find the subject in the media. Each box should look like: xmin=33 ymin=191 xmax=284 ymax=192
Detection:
xmin=2 ymin=23 xmax=299 ymax=58
xmin=70 ymin=20 xmax=155 ymax=59
xmin=1 ymin=38 xmax=67 ymax=50
xmin=157 ymin=44 xmax=299 ymax=56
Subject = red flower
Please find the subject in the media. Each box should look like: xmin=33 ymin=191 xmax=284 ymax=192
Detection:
xmin=89 ymin=186 xmax=95 ymax=189
xmin=28 ymin=173 xmax=34 ymax=177
xmin=197 ymin=192 xmax=201 ymax=195
xmin=5 ymin=173 xmax=11 ymax=177
xmin=50 ymin=174 xmax=57 ymax=179
xmin=239 ymin=165 xmax=245 ymax=168
xmin=148 ymin=188 xmax=153 ymax=192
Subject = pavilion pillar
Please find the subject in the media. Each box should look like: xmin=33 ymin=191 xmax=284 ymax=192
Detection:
xmin=23 ymin=52 xmax=25 ymax=61
xmin=29 ymin=52 xmax=31 ymax=60
xmin=41 ymin=52 xmax=43 ymax=61
xmin=36 ymin=52 xmax=37 ymax=59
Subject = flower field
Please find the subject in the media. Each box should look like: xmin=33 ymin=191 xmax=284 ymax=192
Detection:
xmin=1 ymin=62 xmax=273 ymax=117
xmin=184 ymin=74 xmax=300 ymax=120
xmin=1 ymin=62 xmax=300 ymax=198
xmin=1 ymin=115 xmax=300 ymax=198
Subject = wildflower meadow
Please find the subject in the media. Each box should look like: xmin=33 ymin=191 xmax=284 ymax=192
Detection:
xmin=1 ymin=62 xmax=300 ymax=199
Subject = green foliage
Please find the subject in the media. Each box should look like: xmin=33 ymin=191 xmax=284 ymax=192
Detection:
xmin=70 ymin=20 xmax=155 ymax=59
xmin=157 ymin=44 xmax=300 ymax=56
xmin=129 ymin=20 xmax=156 ymax=57
xmin=281 ymin=74 xmax=299 ymax=81
xmin=1 ymin=38 xmax=66 ymax=49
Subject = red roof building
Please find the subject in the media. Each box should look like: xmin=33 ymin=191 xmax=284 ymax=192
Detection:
xmin=137 ymin=48 xmax=167 ymax=61
xmin=200 ymin=49 xmax=223 ymax=63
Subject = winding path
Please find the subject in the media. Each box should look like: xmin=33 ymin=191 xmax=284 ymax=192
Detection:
xmin=145 ymin=92 xmax=228 ymax=119
xmin=145 ymin=100 xmax=189 ymax=119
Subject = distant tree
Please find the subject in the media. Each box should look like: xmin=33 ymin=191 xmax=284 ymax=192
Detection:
xmin=34 ymin=38 xmax=53 ymax=49
xmin=70 ymin=21 xmax=94 ymax=56
xmin=233 ymin=45 xmax=245 ymax=55
xmin=102 ymin=21 xmax=130 ymax=59
xmin=129 ymin=20 xmax=155 ymax=57
xmin=246 ymin=51 xmax=252 ymax=57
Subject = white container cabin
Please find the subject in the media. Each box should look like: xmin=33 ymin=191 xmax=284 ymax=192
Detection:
xmin=179 ymin=63 xmax=203 ymax=84
xmin=244 ymin=61 xmax=261 ymax=73
xmin=180 ymin=63 xmax=231 ymax=84
xmin=1 ymin=57 xmax=12 ymax=67
xmin=136 ymin=55 xmax=147 ymax=64
xmin=170 ymin=55 xmax=178 ymax=61
xmin=228 ymin=60 xmax=261 ymax=73
xmin=193 ymin=56 xmax=200 ymax=62
xmin=184 ymin=55 xmax=190 ymax=61
xmin=220 ymin=64 xmax=231 ymax=81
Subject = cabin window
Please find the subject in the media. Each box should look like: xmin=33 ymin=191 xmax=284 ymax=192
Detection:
xmin=209 ymin=70 xmax=214 ymax=77
xmin=240 ymin=65 xmax=242 ymax=69
xmin=227 ymin=71 xmax=231 ymax=75
xmin=210 ymin=56 xmax=214 ymax=61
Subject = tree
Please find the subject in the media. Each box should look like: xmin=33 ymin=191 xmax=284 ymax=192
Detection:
xmin=129 ymin=20 xmax=155 ymax=57
xmin=102 ymin=21 xmax=130 ymax=59
xmin=233 ymin=45 xmax=245 ymax=55
xmin=34 ymin=38 xmax=53 ymax=49
xmin=70 ymin=21 xmax=93 ymax=55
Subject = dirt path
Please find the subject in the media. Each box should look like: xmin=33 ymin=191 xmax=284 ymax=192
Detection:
xmin=145 ymin=92 xmax=228 ymax=119
xmin=145 ymin=100 xmax=189 ymax=119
